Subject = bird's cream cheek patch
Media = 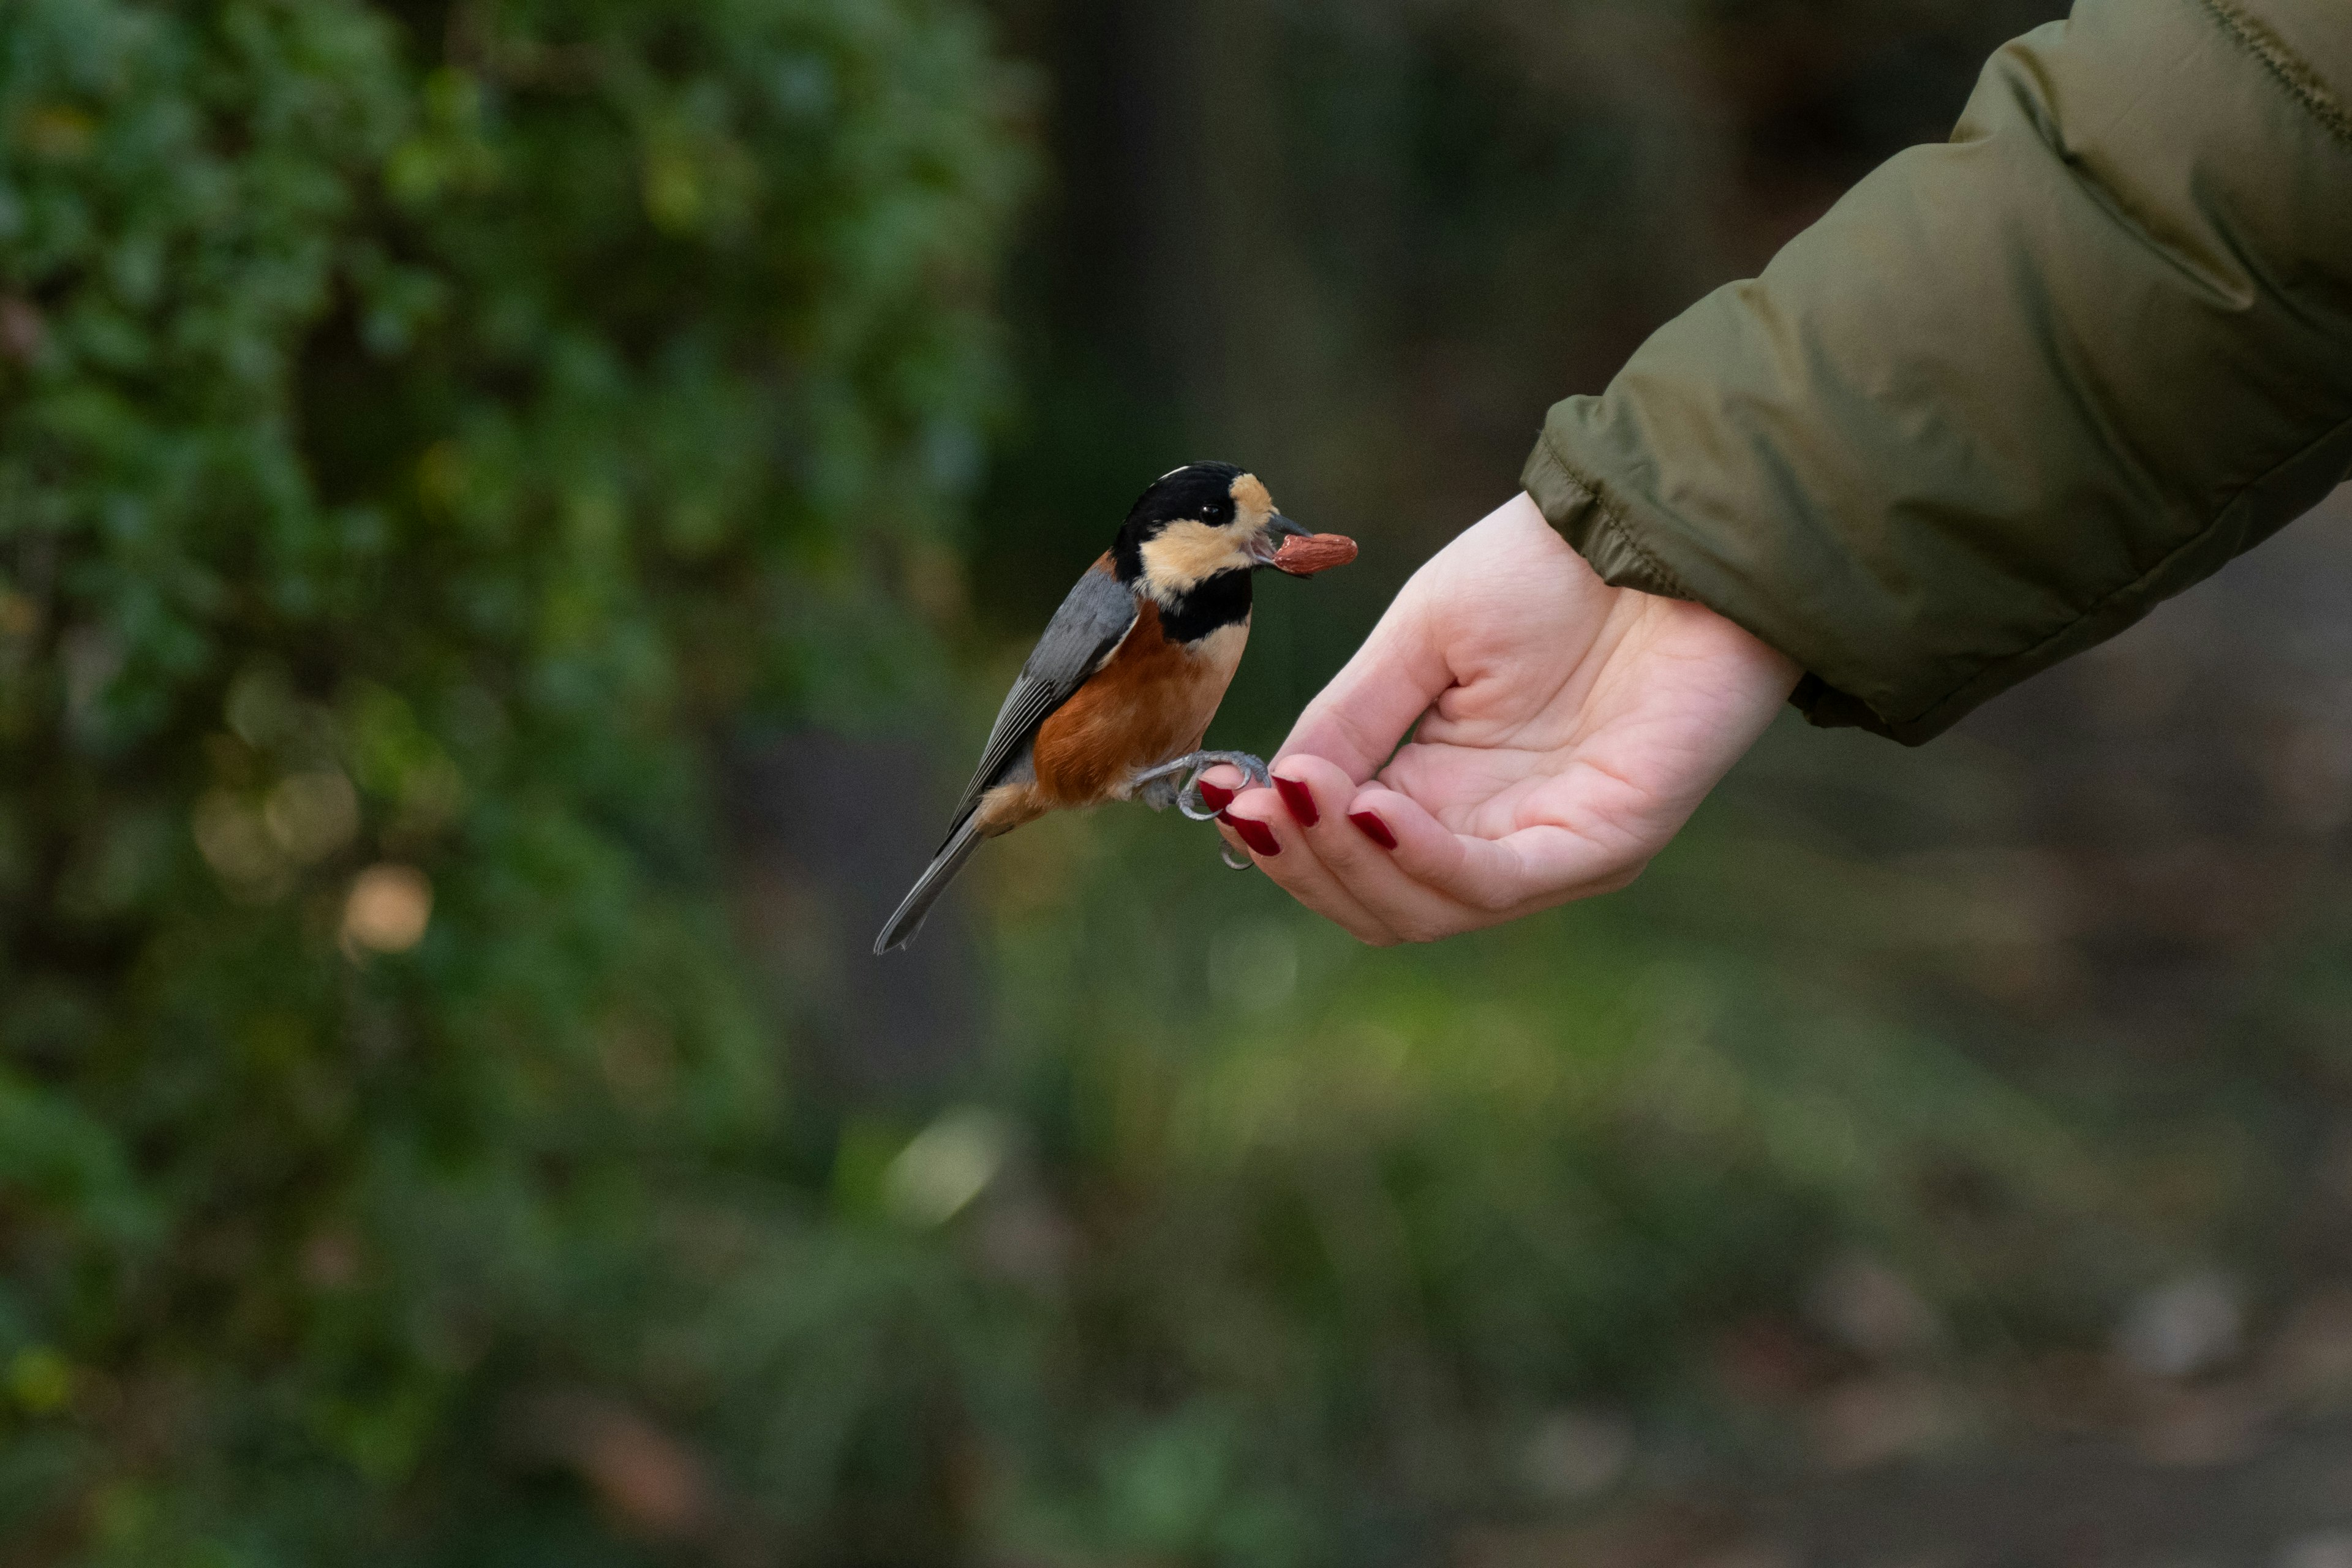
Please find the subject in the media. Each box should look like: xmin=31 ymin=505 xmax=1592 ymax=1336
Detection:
xmin=1140 ymin=519 xmax=1250 ymax=592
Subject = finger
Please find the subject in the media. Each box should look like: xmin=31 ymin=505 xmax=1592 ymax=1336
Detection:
xmin=1214 ymin=778 xmax=1400 ymax=946
xmin=1195 ymin=762 xmax=1250 ymax=812
xmin=1351 ymin=782 xmax=1639 ymax=914
xmin=1232 ymin=756 xmax=1494 ymax=943
xmin=1306 ymin=782 xmax=1498 ymax=941
xmin=1306 ymin=776 xmax=1645 ymax=942
xmin=1231 ymin=764 xmax=1638 ymax=944
xmin=1274 ymin=590 xmax=1452 ymax=783
xmin=1248 ymin=761 xmax=1404 ymax=944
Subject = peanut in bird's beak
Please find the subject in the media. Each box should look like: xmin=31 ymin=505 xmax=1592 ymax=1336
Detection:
xmin=1250 ymin=513 xmax=1311 ymax=570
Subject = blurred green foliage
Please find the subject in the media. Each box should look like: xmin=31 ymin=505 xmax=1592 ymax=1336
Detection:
xmin=962 ymin=764 xmax=2160 ymax=1561
xmin=0 ymin=0 xmax=1023 ymax=1557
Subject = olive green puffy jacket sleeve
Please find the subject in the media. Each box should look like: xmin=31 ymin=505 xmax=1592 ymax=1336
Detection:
xmin=1521 ymin=0 xmax=2352 ymax=743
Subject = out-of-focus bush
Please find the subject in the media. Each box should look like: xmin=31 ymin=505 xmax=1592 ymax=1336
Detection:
xmin=0 ymin=0 xmax=1022 ymax=1556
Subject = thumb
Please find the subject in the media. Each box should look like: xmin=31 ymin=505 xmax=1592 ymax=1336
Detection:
xmin=1276 ymin=586 xmax=1453 ymax=785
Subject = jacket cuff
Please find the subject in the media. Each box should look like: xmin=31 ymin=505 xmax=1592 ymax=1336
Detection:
xmin=1520 ymin=435 xmax=1902 ymax=741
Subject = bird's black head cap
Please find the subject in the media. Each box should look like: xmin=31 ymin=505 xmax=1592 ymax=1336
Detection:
xmin=1111 ymin=461 xmax=1245 ymax=580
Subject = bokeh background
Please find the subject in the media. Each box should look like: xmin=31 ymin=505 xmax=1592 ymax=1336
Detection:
xmin=6 ymin=1 xmax=2352 ymax=1563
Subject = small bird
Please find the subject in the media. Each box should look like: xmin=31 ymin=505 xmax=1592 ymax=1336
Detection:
xmin=875 ymin=462 xmax=1338 ymax=955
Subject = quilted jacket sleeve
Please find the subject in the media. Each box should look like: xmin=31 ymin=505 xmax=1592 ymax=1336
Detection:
xmin=1522 ymin=0 xmax=2352 ymax=742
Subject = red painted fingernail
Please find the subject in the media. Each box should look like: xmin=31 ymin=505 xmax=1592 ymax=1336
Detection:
xmin=1222 ymin=813 xmax=1280 ymax=857
xmin=1350 ymin=811 xmax=1396 ymax=850
xmin=1197 ymin=777 xmax=1235 ymax=811
xmin=1273 ymin=774 xmax=1318 ymax=827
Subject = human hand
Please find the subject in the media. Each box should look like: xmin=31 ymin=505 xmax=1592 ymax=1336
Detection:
xmin=1203 ymin=492 xmax=1800 ymax=944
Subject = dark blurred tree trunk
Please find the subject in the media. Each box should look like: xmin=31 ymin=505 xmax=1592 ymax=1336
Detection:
xmin=726 ymin=733 xmax=980 ymax=1096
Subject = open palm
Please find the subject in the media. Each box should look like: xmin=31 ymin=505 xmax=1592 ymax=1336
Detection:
xmin=1207 ymin=492 xmax=1799 ymax=944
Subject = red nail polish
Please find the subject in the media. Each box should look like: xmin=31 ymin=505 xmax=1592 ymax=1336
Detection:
xmin=1197 ymin=777 xmax=1235 ymax=811
xmin=1224 ymin=814 xmax=1280 ymax=857
xmin=1273 ymin=774 xmax=1318 ymax=827
xmin=1350 ymin=811 xmax=1396 ymax=850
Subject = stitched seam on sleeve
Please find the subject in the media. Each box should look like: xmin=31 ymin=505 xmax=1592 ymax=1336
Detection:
xmin=1900 ymin=405 xmax=2352 ymax=729
xmin=2198 ymin=0 xmax=2352 ymax=148
xmin=1531 ymin=439 xmax=1699 ymax=601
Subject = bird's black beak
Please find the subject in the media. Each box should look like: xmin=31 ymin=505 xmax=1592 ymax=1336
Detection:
xmin=1250 ymin=513 xmax=1311 ymax=567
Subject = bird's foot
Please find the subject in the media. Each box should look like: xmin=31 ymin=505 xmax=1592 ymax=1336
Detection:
xmin=1134 ymin=751 xmax=1272 ymax=869
xmin=1134 ymin=748 xmax=1272 ymax=820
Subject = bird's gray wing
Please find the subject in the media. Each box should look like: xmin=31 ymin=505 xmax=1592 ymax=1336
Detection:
xmin=944 ymin=562 xmax=1139 ymax=836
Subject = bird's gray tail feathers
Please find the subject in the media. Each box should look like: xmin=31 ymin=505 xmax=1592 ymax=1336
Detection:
xmin=873 ymin=815 xmax=984 ymax=956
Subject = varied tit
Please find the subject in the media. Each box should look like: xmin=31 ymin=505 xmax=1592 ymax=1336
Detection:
xmin=875 ymin=462 xmax=1326 ymax=955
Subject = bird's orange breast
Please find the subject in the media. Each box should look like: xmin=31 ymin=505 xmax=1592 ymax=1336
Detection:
xmin=1031 ymin=597 xmax=1248 ymax=809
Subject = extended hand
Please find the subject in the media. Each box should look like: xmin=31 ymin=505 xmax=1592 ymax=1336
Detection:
xmin=1206 ymin=492 xmax=1800 ymax=944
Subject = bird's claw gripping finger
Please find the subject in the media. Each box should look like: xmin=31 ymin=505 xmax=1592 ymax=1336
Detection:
xmin=1178 ymin=750 xmax=1272 ymax=821
xmin=1133 ymin=749 xmax=1270 ymax=821
xmin=1133 ymin=750 xmax=1275 ymax=869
